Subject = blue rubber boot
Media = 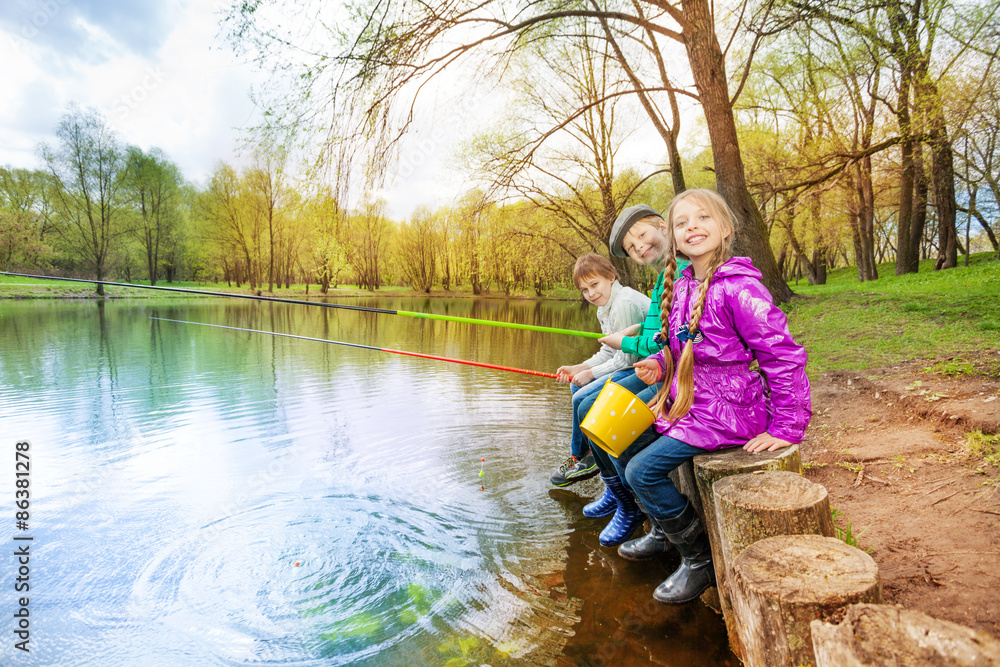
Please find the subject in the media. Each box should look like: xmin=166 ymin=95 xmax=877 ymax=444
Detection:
xmin=598 ymin=475 xmax=644 ymax=547
xmin=583 ymin=484 xmax=616 ymax=518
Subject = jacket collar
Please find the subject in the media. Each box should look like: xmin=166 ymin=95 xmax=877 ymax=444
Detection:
xmin=679 ymin=256 xmax=760 ymax=282
xmin=597 ymin=280 xmax=624 ymax=316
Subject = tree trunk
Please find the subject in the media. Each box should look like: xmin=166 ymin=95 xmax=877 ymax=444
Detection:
xmin=859 ymin=160 xmax=878 ymax=280
xmin=914 ymin=77 xmax=959 ymax=271
xmin=692 ymin=445 xmax=803 ymax=660
xmin=811 ymin=604 xmax=1000 ymax=666
xmin=809 ymin=193 xmax=827 ymax=284
xmin=847 ymin=205 xmax=867 ymax=282
xmin=971 ymin=206 xmax=999 ymax=252
xmin=895 ymin=72 xmax=916 ymax=274
xmin=909 ymin=142 xmax=929 ymax=269
xmin=783 ymin=203 xmax=819 ymax=285
xmin=931 ymin=133 xmax=959 ymax=270
xmin=730 ymin=534 xmax=882 ymax=667
xmin=680 ymin=0 xmax=791 ymax=303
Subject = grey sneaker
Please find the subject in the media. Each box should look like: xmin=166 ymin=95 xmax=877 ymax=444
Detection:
xmin=549 ymin=451 xmax=599 ymax=487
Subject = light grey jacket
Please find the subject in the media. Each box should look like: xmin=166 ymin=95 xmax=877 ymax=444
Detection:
xmin=584 ymin=280 xmax=651 ymax=378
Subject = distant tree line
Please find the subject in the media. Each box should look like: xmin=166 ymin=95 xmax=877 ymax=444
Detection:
xmin=0 ymin=106 xmax=592 ymax=295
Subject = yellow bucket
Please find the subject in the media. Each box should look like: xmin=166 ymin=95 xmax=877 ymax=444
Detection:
xmin=580 ymin=381 xmax=656 ymax=458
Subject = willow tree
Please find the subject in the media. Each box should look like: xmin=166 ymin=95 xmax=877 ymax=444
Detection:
xmin=202 ymin=164 xmax=267 ymax=290
xmin=345 ymin=196 xmax=393 ymax=291
xmin=246 ymin=147 xmax=289 ymax=292
xmin=225 ymin=0 xmax=793 ymax=301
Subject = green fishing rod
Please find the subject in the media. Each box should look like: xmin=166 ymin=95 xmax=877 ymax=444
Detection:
xmin=0 ymin=271 xmax=602 ymax=339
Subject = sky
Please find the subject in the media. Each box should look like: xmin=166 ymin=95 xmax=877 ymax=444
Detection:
xmin=1 ymin=1 xmax=261 ymax=183
xmin=0 ymin=0 xmax=679 ymax=220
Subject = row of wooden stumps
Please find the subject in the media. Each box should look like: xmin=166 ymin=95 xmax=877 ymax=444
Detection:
xmin=664 ymin=445 xmax=1000 ymax=666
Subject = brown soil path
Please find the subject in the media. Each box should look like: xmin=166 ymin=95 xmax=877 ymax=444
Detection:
xmin=803 ymin=358 xmax=1000 ymax=638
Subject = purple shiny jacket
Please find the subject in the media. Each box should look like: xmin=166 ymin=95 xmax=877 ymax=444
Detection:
xmin=649 ymin=257 xmax=811 ymax=450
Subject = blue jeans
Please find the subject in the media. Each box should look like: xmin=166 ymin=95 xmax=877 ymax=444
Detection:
xmin=570 ymin=375 xmax=609 ymax=459
xmin=578 ymin=368 xmax=663 ymax=479
xmin=614 ymin=435 xmax=704 ymax=520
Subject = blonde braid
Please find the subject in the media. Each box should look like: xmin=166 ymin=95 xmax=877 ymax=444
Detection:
xmin=668 ymin=247 xmax=729 ymax=421
xmin=649 ymin=255 xmax=677 ymax=418
xmin=648 ymin=186 xmax=739 ymax=421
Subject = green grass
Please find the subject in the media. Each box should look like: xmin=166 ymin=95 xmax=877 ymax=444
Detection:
xmin=785 ymin=252 xmax=1000 ymax=375
xmin=967 ymin=430 xmax=1000 ymax=470
xmin=831 ymin=508 xmax=873 ymax=553
xmin=0 ymin=274 xmax=64 ymax=286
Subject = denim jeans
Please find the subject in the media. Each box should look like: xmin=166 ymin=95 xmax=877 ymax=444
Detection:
xmin=579 ymin=368 xmax=663 ymax=479
xmin=614 ymin=435 xmax=704 ymax=520
xmin=569 ymin=375 xmax=610 ymax=459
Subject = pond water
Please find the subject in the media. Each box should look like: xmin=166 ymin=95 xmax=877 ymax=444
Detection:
xmin=0 ymin=295 xmax=734 ymax=666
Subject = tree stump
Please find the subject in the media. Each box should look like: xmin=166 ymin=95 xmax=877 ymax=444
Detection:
xmin=692 ymin=445 xmax=802 ymax=649
xmin=730 ymin=534 xmax=882 ymax=667
xmin=811 ymin=603 xmax=1000 ymax=666
xmin=713 ymin=471 xmax=834 ymax=656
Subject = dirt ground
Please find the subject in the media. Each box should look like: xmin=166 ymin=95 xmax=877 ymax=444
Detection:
xmin=802 ymin=352 xmax=1000 ymax=639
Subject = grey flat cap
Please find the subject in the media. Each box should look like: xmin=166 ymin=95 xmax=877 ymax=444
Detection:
xmin=608 ymin=204 xmax=662 ymax=257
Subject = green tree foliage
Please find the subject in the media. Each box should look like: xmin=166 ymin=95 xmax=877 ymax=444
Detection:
xmin=124 ymin=147 xmax=184 ymax=285
xmin=344 ymin=196 xmax=393 ymax=291
xmin=0 ymin=168 xmax=57 ymax=271
xmin=40 ymin=105 xmax=129 ymax=294
xmin=304 ymin=188 xmax=349 ymax=292
xmin=201 ymin=163 xmax=265 ymax=289
xmin=397 ymin=205 xmax=439 ymax=293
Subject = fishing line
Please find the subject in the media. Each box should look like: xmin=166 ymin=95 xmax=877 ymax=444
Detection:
xmin=1 ymin=272 xmax=601 ymax=339
xmin=150 ymin=317 xmax=560 ymax=379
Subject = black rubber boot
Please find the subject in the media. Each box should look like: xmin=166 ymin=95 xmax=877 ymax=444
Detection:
xmin=617 ymin=521 xmax=672 ymax=561
xmin=652 ymin=502 xmax=715 ymax=604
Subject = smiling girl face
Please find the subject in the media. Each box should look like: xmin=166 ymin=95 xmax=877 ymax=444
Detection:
xmin=670 ymin=197 xmax=732 ymax=278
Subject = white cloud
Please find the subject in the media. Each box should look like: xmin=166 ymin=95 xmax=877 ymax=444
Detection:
xmin=0 ymin=0 xmax=264 ymax=185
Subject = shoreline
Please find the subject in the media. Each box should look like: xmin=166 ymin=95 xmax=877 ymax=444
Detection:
xmin=0 ymin=283 xmax=583 ymax=302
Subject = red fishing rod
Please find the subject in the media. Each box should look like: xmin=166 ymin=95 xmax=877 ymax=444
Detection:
xmin=151 ymin=317 xmax=559 ymax=379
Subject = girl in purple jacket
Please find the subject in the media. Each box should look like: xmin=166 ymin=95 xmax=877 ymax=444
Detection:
xmin=620 ymin=188 xmax=811 ymax=605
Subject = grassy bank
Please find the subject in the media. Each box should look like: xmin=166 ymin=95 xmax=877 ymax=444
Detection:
xmin=785 ymin=253 xmax=1000 ymax=375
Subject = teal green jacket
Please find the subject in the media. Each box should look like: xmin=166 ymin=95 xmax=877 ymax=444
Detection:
xmin=620 ymin=260 xmax=690 ymax=359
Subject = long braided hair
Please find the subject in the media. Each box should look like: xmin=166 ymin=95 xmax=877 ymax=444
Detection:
xmin=649 ymin=189 xmax=738 ymax=421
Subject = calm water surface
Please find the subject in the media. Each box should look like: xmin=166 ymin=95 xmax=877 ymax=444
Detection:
xmin=0 ymin=295 xmax=734 ymax=666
